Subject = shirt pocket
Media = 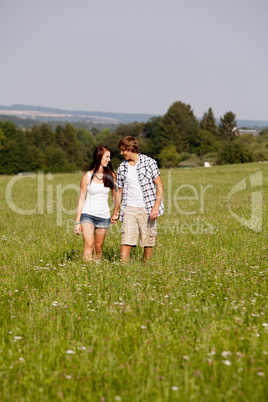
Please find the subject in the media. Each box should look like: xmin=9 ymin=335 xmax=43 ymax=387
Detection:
xmin=138 ymin=166 xmax=150 ymax=183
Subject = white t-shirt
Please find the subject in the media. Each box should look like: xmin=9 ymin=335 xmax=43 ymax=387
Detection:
xmin=82 ymin=172 xmax=110 ymax=218
xmin=126 ymin=164 xmax=145 ymax=208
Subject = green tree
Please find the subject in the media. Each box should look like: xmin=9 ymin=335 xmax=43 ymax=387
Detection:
xmin=114 ymin=122 xmax=145 ymax=139
xmin=76 ymin=128 xmax=96 ymax=149
xmin=143 ymin=116 xmax=164 ymax=159
xmin=200 ymin=107 xmax=218 ymax=137
xmin=0 ymin=128 xmax=6 ymax=151
xmin=0 ymin=121 xmax=18 ymax=141
xmin=218 ymin=111 xmax=237 ymax=141
xmin=55 ymin=125 xmax=66 ymax=148
xmin=45 ymin=147 xmax=70 ymax=172
xmin=95 ymin=128 xmax=112 ymax=144
xmin=161 ymin=101 xmax=199 ymax=153
xmin=194 ymin=129 xmax=220 ymax=155
xmin=75 ymin=127 xmax=96 ymax=166
xmin=62 ymin=124 xmax=83 ymax=167
xmin=0 ymin=140 xmax=23 ymax=174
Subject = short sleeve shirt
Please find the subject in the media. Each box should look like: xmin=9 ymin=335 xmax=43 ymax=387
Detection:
xmin=116 ymin=154 xmax=164 ymax=221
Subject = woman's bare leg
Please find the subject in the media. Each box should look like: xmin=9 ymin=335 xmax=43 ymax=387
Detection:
xmin=81 ymin=223 xmax=95 ymax=262
xmin=94 ymin=228 xmax=108 ymax=260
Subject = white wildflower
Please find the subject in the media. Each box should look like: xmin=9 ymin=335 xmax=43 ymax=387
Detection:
xmin=171 ymin=386 xmax=179 ymax=391
xmin=66 ymin=350 xmax=75 ymax=355
xmin=222 ymin=360 xmax=232 ymax=366
xmin=221 ymin=351 xmax=231 ymax=358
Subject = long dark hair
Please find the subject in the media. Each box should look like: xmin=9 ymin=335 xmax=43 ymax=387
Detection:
xmin=85 ymin=146 xmax=115 ymax=190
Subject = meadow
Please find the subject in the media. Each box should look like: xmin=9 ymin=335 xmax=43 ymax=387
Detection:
xmin=0 ymin=163 xmax=267 ymax=401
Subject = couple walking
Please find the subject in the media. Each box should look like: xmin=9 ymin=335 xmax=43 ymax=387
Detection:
xmin=74 ymin=136 xmax=164 ymax=263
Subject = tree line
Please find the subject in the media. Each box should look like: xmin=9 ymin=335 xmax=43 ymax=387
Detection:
xmin=1 ymin=101 xmax=268 ymax=175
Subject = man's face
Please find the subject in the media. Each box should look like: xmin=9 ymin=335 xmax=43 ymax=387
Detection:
xmin=120 ymin=147 xmax=133 ymax=161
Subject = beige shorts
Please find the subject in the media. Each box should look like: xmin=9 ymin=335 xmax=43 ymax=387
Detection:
xmin=121 ymin=206 xmax=157 ymax=247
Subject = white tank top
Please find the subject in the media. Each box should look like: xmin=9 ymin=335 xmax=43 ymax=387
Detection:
xmin=82 ymin=172 xmax=111 ymax=218
xmin=127 ymin=164 xmax=145 ymax=208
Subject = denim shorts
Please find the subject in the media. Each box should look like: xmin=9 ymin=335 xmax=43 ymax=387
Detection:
xmin=80 ymin=214 xmax=111 ymax=229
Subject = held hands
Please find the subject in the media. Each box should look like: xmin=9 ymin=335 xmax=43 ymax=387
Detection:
xmin=111 ymin=212 xmax=120 ymax=225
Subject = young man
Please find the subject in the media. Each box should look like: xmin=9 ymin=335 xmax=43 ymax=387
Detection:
xmin=111 ymin=136 xmax=164 ymax=262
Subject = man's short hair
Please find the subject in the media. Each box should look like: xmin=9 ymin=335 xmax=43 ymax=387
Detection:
xmin=118 ymin=136 xmax=139 ymax=154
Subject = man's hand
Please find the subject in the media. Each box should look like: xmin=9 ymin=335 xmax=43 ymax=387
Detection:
xmin=149 ymin=175 xmax=163 ymax=220
xmin=149 ymin=207 xmax=159 ymax=221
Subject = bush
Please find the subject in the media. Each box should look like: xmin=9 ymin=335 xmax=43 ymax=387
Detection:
xmin=252 ymin=148 xmax=268 ymax=162
xmin=158 ymin=145 xmax=180 ymax=168
xmin=217 ymin=141 xmax=253 ymax=165
xmin=177 ymin=152 xmax=191 ymax=162
xmin=178 ymin=154 xmax=203 ymax=168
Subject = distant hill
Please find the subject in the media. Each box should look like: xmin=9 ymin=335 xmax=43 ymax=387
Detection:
xmin=0 ymin=104 xmax=156 ymax=125
xmin=0 ymin=104 xmax=267 ymax=129
xmin=0 ymin=114 xmax=119 ymax=132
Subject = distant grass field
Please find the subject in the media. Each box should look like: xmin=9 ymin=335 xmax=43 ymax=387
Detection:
xmin=0 ymin=163 xmax=267 ymax=401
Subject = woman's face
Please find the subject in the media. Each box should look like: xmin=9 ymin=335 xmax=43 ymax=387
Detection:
xmin=100 ymin=151 xmax=111 ymax=168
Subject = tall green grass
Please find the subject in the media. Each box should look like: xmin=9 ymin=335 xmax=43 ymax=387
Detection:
xmin=0 ymin=163 xmax=267 ymax=401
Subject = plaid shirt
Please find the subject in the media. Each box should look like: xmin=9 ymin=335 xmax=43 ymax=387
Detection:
xmin=116 ymin=154 xmax=164 ymax=221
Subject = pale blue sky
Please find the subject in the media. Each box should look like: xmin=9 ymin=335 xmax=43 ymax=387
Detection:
xmin=0 ymin=0 xmax=267 ymax=120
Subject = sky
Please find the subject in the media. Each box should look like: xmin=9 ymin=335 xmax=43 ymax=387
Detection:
xmin=0 ymin=0 xmax=268 ymax=120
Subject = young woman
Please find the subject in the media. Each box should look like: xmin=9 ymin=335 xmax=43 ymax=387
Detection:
xmin=74 ymin=146 xmax=116 ymax=261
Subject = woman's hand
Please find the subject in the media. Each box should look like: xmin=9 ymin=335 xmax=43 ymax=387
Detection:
xmin=74 ymin=223 xmax=81 ymax=235
xmin=111 ymin=213 xmax=119 ymax=225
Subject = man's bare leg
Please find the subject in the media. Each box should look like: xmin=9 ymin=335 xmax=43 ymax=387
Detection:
xmin=143 ymin=246 xmax=153 ymax=263
xmin=120 ymin=244 xmax=131 ymax=262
